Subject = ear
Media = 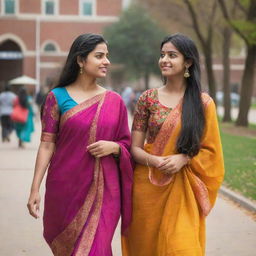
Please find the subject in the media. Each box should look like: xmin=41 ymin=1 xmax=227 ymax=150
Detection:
xmin=77 ymin=56 xmax=83 ymax=67
xmin=185 ymin=59 xmax=193 ymax=68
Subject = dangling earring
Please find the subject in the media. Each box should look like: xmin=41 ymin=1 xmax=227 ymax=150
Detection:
xmin=80 ymin=66 xmax=83 ymax=74
xmin=184 ymin=66 xmax=190 ymax=78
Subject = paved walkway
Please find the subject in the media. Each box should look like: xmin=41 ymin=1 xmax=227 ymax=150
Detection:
xmin=0 ymin=122 xmax=255 ymax=256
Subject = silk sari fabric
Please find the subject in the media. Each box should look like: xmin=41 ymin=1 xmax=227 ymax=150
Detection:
xmin=122 ymin=93 xmax=224 ymax=256
xmin=41 ymin=90 xmax=133 ymax=256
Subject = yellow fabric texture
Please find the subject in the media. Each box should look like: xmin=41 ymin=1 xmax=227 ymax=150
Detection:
xmin=122 ymin=97 xmax=225 ymax=256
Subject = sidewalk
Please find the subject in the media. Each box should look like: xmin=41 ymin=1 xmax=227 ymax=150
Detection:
xmin=0 ymin=121 xmax=255 ymax=255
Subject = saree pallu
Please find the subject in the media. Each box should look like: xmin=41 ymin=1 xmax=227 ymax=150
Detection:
xmin=41 ymin=91 xmax=133 ymax=256
xmin=122 ymin=93 xmax=225 ymax=256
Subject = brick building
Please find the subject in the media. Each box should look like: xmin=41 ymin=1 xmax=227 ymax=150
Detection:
xmin=0 ymin=0 xmax=128 ymax=92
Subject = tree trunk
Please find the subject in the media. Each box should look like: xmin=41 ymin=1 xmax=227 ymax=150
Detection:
xmin=203 ymin=45 xmax=217 ymax=102
xmin=144 ymin=72 xmax=150 ymax=90
xmin=222 ymin=27 xmax=232 ymax=122
xmin=236 ymin=45 xmax=256 ymax=126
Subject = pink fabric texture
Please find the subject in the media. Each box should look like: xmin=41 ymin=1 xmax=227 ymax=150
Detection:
xmin=41 ymin=90 xmax=133 ymax=256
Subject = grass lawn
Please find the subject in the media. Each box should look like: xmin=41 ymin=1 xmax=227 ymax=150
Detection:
xmin=221 ymin=129 xmax=256 ymax=200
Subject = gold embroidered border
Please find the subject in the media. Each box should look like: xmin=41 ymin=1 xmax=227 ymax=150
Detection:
xmin=152 ymin=102 xmax=182 ymax=156
xmin=75 ymin=91 xmax=106 ymax=255
xmin=152 ymin=92 xmax=212 ymax=156
xmin=76 ymin=163 xmax=104 ymax=255
xmin=50 ymin=92 xmax=107 ymax=256
xmin=148 ymin=93 xmax=213 ymax=186
xmin=41 ymin=132 xmax=56 ymax=143
xmin=187 ymin=169 xmax=212 ymax=216
xmin=51 ymin=161 xmax=99 ymax=256
xmin=60 ymin=92 xmax=106 ymax=128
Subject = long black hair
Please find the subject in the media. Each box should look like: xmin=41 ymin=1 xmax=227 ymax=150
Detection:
xmin=17 ymin=87 xmax=28 ymax=109
xmin=161 ymin=33 xmax=205 ymax=157
xmin=56 ymin=33 xmax=107 ymax=88
xmin=41 ymin=34 xmax=106 ymax=116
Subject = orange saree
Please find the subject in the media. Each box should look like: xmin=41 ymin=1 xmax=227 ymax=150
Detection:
xmin=122 ymin=89 xmax=224 ymax=256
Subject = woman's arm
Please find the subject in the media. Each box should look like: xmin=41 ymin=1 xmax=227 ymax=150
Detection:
xmin=132 ymin=130 xmax=189 ymax=173
xmin=131 ymin=130 xmax=165 ymax=167
xmin=87 ymin=140 xmax=120 ymax=157
xmin=27 ymin=141 xmax=55 ymax=219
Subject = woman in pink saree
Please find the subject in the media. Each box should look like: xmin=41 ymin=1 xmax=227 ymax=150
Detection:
xmin=27 ymin=34 xmax=133 ymax=256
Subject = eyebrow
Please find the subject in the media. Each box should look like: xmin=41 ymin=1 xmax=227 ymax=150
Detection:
xmin=95 ymin=51 xmax=108 ymax=54
xmin=161 ymin=50 xmax=178 ymax=54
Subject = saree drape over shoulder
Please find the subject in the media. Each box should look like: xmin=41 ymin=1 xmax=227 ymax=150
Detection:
xmin=122 ymin=89 xmax=225 ymax=256
xmin=41 ymin=90 xmax=133 ymax=256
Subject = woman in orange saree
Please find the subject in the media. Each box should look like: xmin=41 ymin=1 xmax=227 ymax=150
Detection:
xmin=122 ymin=33 xmax=224 ymax=256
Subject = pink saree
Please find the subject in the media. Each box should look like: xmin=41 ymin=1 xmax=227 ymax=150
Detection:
xmin=41 ymin=90 xmax=133 ymax=256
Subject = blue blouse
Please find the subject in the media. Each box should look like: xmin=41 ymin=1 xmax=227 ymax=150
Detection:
xmin=51 ymin=87 xmax=78 ymax=114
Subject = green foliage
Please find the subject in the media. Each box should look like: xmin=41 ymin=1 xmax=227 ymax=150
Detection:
xmin=221 ymin=131 xmax=256 ymax=200
xmin=104 ymin=4 xmax=166 ymax=79
xmin=231 ymin=19 xmax=256 ymax=45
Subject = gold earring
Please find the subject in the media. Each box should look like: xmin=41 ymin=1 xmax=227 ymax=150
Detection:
xmin=184 ymin=67 xmax=190 ymax=78
xmin=80 ymin=66 xmax=83 ymax=74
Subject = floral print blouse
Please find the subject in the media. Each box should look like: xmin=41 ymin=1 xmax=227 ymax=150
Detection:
xmin=132 ymin=88 xmax=172 ymax=144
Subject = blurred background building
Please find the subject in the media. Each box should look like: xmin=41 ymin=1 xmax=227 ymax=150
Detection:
xmin=0 ymin=0 xmax=131 ymax=92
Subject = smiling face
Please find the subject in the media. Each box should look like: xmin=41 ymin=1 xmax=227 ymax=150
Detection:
xmin=159 ymin=42 xmax=190 ymax=79
xmin=78 ymin=43 xmax=110 ymax=78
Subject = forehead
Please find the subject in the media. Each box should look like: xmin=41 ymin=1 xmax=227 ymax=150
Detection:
xmin=161 ymin=42 xmax=179 ymax=52
xmin=93 ymin=43 xmax=108 ymax=52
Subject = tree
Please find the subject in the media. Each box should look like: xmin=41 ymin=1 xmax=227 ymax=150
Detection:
xmin=218 ymin=0 xmax=256 ymax=126
xmin=221 ymin=25 xmax=233 ymax=122
xmin=140 ymin=0 xmax=220 ymax=101
xmin=104 ymin=4 xmax=165 ymax=89
xmin=182 ymin=0 xmax=218 ymax=102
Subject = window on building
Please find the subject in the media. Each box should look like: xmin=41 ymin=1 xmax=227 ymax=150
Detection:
xmin=44 ymin=43 xmax=57 ymax=52
xmin=45 ymin=0 xmax=55 ymax=15
xmin=81 ymin=0 xmax=93 ymax=16
xmin=4 ymin=0 xmax=15 ymax=14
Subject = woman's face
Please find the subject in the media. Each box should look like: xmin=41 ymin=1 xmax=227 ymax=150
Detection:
xmin=80 ymin=43 xmax=110 ymax=78
xmin=159 ymin=42 xmax=188 ymax=79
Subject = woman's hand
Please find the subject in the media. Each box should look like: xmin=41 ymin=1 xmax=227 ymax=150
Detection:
xmin=156 ymin=154 xmax=189 ymax=175
xmin=27 ymin=191 xmax=41 ymax=219
xmin=87 ymin=140 xmax=120 ymax=158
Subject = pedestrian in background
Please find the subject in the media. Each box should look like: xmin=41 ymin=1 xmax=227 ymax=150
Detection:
xmin=122 ymin=33 xmax=225 ymax=256
xmin=27 ymin=33 xmax=133 ymax=256
xmin=0 ymin=85 xmax=16 ymax=142
xmin=13 ymin=87 xmax=34 ymax=148
xmin=121 ymin=86 xmax=135 ymax=113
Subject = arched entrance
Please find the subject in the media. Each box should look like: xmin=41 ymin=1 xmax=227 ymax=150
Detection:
xmin=0 ymin=40 xmax=23 ymax=91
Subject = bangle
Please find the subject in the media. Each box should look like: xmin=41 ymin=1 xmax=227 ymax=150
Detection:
xmin=146 ymin=156 xmax=152 ymax=172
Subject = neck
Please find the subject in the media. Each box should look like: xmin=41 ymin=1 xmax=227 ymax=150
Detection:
xmin=74 ymin=74 xmax=98 ymax=91
xmin=165 ymin=76 xmax=186 ymax=94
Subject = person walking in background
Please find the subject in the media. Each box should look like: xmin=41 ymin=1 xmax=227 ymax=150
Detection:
xmin=27 ymin=34 xmax=133 ymax=256
xmin=121 ymin=86 xmax=135 ymax=113
xmin=35 ymin=88 xmax=46 ymax=120
xmin=122 ymin=33 xmax=224 ymax=256
xmin=0 ymin=85 xmax=16 ymax=142
xmin=13 ymin=87 xmax=34 ymax=148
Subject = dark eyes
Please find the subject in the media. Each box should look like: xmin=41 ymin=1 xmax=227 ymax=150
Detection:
xmin=160 ymin=53 xmax=177 ymax=58
xmin=95 ymin=54 xmax=109 ymax=59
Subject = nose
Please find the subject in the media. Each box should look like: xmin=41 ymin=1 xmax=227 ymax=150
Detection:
xmin=103 ymin=57 xmax=110 ymax=65
xmin=161 ymin=54 xmax=169 ymax=62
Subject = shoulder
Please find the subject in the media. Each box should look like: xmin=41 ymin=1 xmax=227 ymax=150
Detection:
xmin=141 ymin=88 xmax=156 ymax=97
xmin=106 ymin=90 xmax=123 ymax=103
xmin=138 ymin=88 xmax=157 ymax=101
xmin=201 ymin=92 xmax=214 ymax=107
xmin=51 ymin=87 xmax=65 ymax=96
